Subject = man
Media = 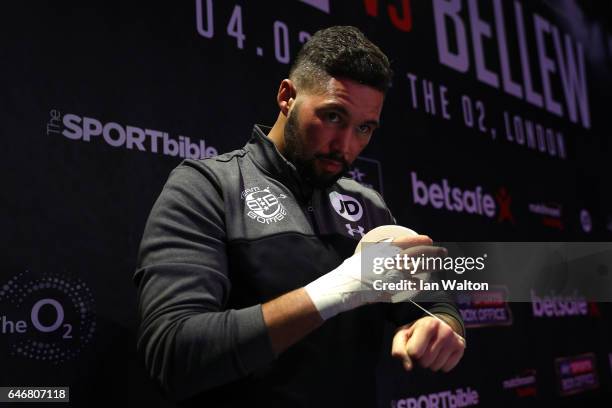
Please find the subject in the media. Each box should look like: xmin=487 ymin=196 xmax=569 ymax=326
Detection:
xmin=135 ymin=26 xmax=465 ymax=407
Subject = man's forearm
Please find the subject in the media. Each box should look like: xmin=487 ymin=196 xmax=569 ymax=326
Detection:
xmin=262 ymin=288 xmax=324 ymax=355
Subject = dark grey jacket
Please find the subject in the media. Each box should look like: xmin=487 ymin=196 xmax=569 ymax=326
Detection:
xmin=134 ymin=125 xmax=464 ymax=407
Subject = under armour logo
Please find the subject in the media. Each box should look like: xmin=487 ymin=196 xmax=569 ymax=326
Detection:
xmin=345 ymin=223 xmax=365 ymax=238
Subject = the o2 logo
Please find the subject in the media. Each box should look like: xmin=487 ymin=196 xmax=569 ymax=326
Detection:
xmin=30 ymin=299 xmax=73 ymax=339
xmin=0 ymin=270 xmax=96 ymax=364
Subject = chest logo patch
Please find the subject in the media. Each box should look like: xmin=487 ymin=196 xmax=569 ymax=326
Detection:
xmin=242 ymin=187 xmax=287 ymax=224
xmin=329 ymin=191 xmax=363 ymax=222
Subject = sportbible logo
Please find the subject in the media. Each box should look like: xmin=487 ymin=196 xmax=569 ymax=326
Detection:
xmin=392 ymin=387 xmax=479 ymax=408
xmin=46 ymin=109 xmax=218 ymax=159
xmin=242 ymin=187 xmax=287 ymax=224
xmin=411 ymin=172 xmax=512 ymax=221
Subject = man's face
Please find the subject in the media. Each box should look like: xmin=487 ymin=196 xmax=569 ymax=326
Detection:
xmin=283 ymin=77 xmax=384 ymax=188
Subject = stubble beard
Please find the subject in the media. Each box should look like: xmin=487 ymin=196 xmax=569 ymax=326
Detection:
xmin=283 ymin=105 xmax=349 ymax=189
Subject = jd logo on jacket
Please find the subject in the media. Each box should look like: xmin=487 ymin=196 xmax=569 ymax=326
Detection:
xmin=329 ymin=192 xmax=363 ymax=222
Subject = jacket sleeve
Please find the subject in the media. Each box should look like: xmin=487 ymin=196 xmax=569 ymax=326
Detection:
xmin=133 ymin=162 xmax=275 ymax=401
xmin=385 ymin=270 xmax=466 ymax=337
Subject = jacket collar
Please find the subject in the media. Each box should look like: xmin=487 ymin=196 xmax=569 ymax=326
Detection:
xmin=245 ymin=124 xmax=314 ymax=202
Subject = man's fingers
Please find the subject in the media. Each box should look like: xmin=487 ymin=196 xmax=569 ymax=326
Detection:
xmin=382 ymin=244 xmax=448 ymax=279
xmin=391 ymin=329 xmax=408 ymax=358
xmin=402 ymin=355 xmax=413 ymax=371
xmin=394 ymin=317 xmax=466 ymax=373
xmin=391 ymin=235 xmax=433 ymax=249
xmin=441 ymin=348 xmax=464 ymax=372
xmin=430 ymin=346 xmax=454 ymax=372
xmin=394 ymin=339 xmax=414 ymax=371
xmin=405 ymin=318 xmax=438 ymax=360
xmin=424 ymin=321 xmax=465 ymax=370
xmin=391 ymin=325 xmax=415 ymax=371
xmin=417 ymin=334 xmax=446 ymax=369
xmin=391 ymin=325 xmax=415 ymax=352
xmin=396 ymin=245 xmax=448 ymax=277
xmin=401 ymin=245 xmax=448 ymax=260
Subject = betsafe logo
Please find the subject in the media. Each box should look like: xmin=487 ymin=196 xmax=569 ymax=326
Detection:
xmin=530 ymin=289 xmax=601 ymax=318
xmin=410 ymin=171 xmax=513 ymax=222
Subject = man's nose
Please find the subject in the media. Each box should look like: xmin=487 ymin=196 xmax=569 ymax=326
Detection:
xmin=329 ymin=127 xmax=353 ymax=157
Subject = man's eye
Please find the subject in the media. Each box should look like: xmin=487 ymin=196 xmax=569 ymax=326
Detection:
xmin=326 ymin=112 xmax=341 ymax=123
xmin=357 ymin=124 xmax=372 ymax=134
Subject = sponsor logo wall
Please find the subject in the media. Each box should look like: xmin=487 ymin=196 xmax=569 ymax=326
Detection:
xmin=502 ymin=369 xmax=537 ymax=398
xmin=3 ymin=0 xmax=612 ymax=406
xmin=555 ymin=353 xmax=600 ymax=396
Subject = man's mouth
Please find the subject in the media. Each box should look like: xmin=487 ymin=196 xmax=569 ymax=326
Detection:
xmin=317 ymin=158 xmax=344 ymax=173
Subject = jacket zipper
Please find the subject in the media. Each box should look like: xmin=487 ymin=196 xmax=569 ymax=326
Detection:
xmin=306 ymin=201 xmax=320 ymax=235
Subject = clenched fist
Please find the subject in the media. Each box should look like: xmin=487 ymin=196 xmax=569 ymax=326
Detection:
xmin=391 ymin=315 xmax=466 ymax=372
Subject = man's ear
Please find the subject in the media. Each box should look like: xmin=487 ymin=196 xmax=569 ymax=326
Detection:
xmin=277 ymin=79 xmax=297 ymax=115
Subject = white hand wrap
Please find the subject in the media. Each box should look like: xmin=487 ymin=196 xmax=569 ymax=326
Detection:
xmin=305 ymin=225 xmax=437 ymax=320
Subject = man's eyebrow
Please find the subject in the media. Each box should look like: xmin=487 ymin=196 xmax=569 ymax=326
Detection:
xmin=317 ymin=103 xmax=380 ymax=128
xmin=363 ymin=119 xmax=381 ymax=129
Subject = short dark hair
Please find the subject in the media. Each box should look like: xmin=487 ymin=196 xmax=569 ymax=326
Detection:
xmin=289 ymin=26 xmax=393 ymax=94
